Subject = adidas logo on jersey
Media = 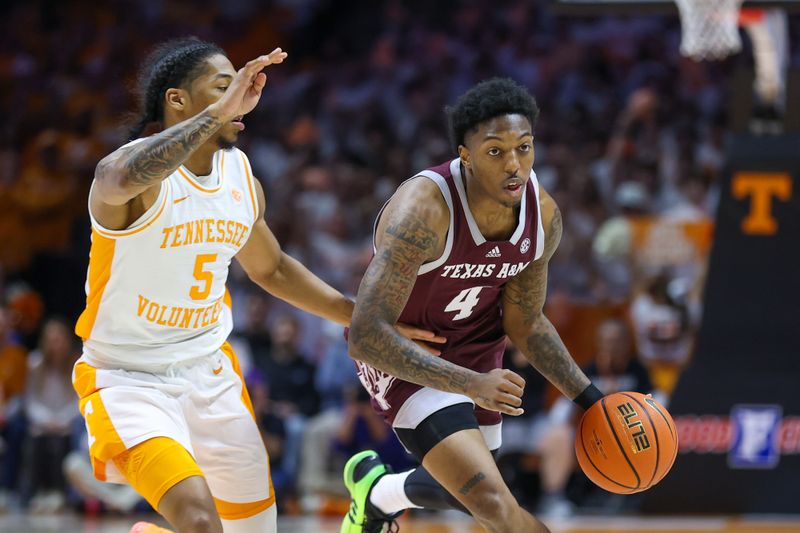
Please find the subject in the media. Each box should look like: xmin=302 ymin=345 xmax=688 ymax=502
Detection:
xmin=485 ymin=246 xmax=501 ymax=258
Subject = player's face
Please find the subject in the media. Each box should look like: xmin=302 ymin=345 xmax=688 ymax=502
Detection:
xmin=461 ymin=114 xmax=534 ymax=208
xmin=188 ymin=54 xmax=241 ymax=149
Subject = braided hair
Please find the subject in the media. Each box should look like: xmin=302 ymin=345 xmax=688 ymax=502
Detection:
xmin=128 ymin=37 xmax=225 ymax=140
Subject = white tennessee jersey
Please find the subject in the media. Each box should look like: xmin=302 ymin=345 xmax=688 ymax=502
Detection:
xmin=76 ymin=143 xmax=259 ymax=370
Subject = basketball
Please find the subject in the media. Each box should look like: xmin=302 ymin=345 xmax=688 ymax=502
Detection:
xmin=575 ymin=392 xmax=678 ymax=494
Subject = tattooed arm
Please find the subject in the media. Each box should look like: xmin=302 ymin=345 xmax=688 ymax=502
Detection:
xmin=502 ymin=187 xmax=591 ymax=400
xmin=349 ymin=177 xmax=526 ymax=415
xmin=91 ymin=49 xmax=287 ymax=229
xmin=93 ymin=110 xmax=224 ymax=208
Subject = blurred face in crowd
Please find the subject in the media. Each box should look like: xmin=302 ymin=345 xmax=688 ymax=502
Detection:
xmin=271 ymin=316 xmax=299 ymax=348
xmin=41 ymin=320 xmax=73 ymax=366
xmin=460 ymin=114 xmax=534 ymax=208
xmin=595 ymin=320 xmax=631 ymax=376
xmin=165 ymin=54 xmax=242 ymax=149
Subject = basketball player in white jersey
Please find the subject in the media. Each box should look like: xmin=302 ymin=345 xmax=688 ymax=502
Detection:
xmin=73 ymin=38 xmax=442 ymax=533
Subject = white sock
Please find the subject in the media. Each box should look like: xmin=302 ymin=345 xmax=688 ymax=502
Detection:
xmin=220 ymin=504 xmax=277 ymax=533
xmin=368 ymin=470 xmax=422 ymax=515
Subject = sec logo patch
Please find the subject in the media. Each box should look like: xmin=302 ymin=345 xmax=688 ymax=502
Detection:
xmin=520 ymin=238 xmax=531 ymax=253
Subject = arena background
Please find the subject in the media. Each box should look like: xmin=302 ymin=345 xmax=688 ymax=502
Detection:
xmin=0 ymin=0 xmax=798 ymax=531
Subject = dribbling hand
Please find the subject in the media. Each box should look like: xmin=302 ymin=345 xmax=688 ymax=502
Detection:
xmin=468 ymin=368 xmax=526 ymax=416
xmin=208 ymin=48 xmax=288 ymax=122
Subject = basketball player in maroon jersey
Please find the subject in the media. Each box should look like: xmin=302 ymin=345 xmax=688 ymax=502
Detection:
xmin=341 ymin=78 xmax=604 ymax=533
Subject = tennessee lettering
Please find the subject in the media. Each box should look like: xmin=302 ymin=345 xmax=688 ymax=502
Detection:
xmin=440 ymin=261 xmax=531 ymax=280
xmin=159 ymin=218 xmax=250 ymax=249
xmin=137 ymin=294 xmax=224 ymax=329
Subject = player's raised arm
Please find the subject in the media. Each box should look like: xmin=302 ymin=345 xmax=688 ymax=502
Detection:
xmin=502 ymin=187 xmax=601 ymax=408
xmin=349 ymin=178 xmax=525 ymax=416
xmin=93 ymin=48 xmax=286 ymax=207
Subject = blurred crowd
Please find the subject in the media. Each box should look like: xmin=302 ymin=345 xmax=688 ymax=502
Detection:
xmin=2 ymin=0 xmax=796 ymax=521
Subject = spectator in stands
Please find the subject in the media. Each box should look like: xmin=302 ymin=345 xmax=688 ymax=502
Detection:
xmin=332 ymin=385 xmax=412 ymax=476
xmin=298 ymin=321 xmax=361 ymax=509
xmin=497 ymin=345 xmax=548 ymax=508
xmin=247 ymin=376 xmax=290 ymax=511
xmin=630 ymin=270 xmax=699 ymax=398
xmin=260 ymin=315 xmax=319 ymax=495
xmin=0 ymin=305 xmax=27 ymax=509
xmin=23 ymin=317 xmax=80 ymax=513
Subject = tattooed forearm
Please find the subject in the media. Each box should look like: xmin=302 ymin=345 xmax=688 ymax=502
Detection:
xmin=350 ymin=205 xmax=478 ymax=394
xmin=99 ymin=109 xmax=223 ymax=189
xmin=353 ymin=320 xmax=475 ymax=393
xmin=459 ymin=472 xmax=486 ymax=495
xmin=523 ymin=317 xmax=589 ymax=399
xmin=503 ymin=201 xmax=588 ymax=399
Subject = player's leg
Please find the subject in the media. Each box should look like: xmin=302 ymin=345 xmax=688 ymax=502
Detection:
xmin=113 ymin=436 xmax=221 ymax=533
xmin=73 ymin=360 xmax=221 ymax=533
xmin=375 ymin=403 xmax=494 ymax=515
xmin=342 ymin=402 xmax=549 ymax=532
xmin=421 ymin=428 xmax=549 ymax=533
xmin=186 ymin=344 xmax=276 ymax=533
xmin=340 ymin=402 xmax=473 ymax=533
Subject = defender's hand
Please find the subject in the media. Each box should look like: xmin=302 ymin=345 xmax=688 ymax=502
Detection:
xmin=396 ymin=323 xmax=447 ymax=356
xmin=208 ymin=48 xmax=287 ymax=122
xmin=468 ymin=368 xmax=526 ymax=416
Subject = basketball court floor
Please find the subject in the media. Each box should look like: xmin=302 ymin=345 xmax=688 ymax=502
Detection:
xmin=0 ymin=513 xmax=799 ymax=533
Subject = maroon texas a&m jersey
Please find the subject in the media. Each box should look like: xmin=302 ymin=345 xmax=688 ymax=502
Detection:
xmin=356 ymin=158 xmax=546 ymax=427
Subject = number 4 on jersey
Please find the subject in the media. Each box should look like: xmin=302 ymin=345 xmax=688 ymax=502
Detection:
xmin=444 ymin=286 xmax=486 ymax=320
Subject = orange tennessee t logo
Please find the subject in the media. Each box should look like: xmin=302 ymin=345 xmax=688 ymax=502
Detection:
xmin=732 ymin=172 xmax=792 ymax=235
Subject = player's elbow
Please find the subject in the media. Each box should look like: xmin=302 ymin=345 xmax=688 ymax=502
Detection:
xmin=246 ymin=255 xmax=281 ymax=287
xmin=347 ymin=318 xmax=377 ymax=363
xmin=502 ymin=310 xmax=544 ymax=342
xmin=93 ymin=158 xmax=138 ymax=206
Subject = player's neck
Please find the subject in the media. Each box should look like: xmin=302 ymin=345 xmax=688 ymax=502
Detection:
xmin=463 ymin=168 xmax=514 ymax=217
xmin=183 ymin=141 xmax=218 ymax=176
xmin=463 ymin=166 xmax=518 ymax=240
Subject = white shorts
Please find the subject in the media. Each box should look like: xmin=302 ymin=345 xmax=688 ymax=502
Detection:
xmin=392 ymin=387 xmax=502 ymax=450
xmin=72 ymin=342 xmax=273 ymax=506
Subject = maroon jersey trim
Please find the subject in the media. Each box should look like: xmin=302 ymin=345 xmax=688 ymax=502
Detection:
xmin=416 ymin=170 xmax=456 ymax=275
xmin=370 ymin=169 xmax=457 ymax=276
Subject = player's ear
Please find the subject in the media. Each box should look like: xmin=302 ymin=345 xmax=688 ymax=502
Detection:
xmin=458 ymin=145 xmax=471 ymax=168
xmin=164 ymin=88 xmax=188 ymax=113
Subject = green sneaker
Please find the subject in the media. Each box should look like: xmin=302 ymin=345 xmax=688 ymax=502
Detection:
xmin=340 ymin=450 xmax=401 ymax=533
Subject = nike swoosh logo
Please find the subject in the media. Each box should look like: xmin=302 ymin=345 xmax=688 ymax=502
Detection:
xmin=212 ymin=365 xmax=223 ymax=375
xmin=173 ymin=195 xmax=190 ymax=204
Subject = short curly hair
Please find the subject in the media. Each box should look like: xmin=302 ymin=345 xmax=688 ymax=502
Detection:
xmin=446 ymin=78 xmax=539 ymax=152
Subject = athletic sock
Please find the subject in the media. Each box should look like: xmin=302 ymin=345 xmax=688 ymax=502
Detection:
xmin=369 ymin=470 xmax=422 ymax=515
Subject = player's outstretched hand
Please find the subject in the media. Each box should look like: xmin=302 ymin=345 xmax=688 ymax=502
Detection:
xmin=208 ymin=47 xmax=288 ymax=122
xmin=396 ymin=323 xmax=447 ymax=356
xmin=468 ymin=368 xmax=526 ymax=416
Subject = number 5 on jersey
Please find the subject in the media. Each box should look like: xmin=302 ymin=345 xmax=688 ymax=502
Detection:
xmin=445 ymin=286 xmax=486 ymax=320
xmin=190 ymin=253 xmax=217 ymax=300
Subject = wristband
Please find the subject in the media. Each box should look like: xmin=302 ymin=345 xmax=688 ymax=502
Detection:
xmin=573 ymin=383 xmax=603 ymax=410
